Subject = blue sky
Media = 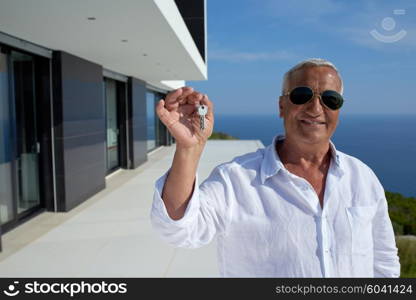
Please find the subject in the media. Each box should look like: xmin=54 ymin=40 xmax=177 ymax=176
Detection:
xmin=188 ymin=0 xmax=416 ymax=115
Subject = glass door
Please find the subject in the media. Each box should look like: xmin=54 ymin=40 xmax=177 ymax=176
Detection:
xmin=146 ymin=91 xmax=156 ymax=151
xmin=0 ymin=49 xmax=14 ymax=225
xmin=10 ymin=50 xmax=40 ymax=214
xmin=104 ymin=78 xmax=120 ymax=173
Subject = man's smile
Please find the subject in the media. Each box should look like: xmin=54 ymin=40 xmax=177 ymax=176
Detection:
xmin=299 ymin=119 xmax=326 ymax=126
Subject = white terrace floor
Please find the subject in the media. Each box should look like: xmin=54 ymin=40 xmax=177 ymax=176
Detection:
xmin=0 ymin=140 xmax=263 ymax=277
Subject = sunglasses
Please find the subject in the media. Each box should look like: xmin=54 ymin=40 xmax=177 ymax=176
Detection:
xmin=284 ymin=86 xmax=344 ymax=110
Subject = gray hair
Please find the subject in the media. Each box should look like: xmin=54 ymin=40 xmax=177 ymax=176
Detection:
xmin=281 ymin=58 xmax=343 ymax=95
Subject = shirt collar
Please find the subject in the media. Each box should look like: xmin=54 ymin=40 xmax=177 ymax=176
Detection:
xmin=260 ymin=134 xmax=344 ymax=184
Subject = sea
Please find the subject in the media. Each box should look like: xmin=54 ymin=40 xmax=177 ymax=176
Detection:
xmin=213 ymin=114 xmax=416 ymax=198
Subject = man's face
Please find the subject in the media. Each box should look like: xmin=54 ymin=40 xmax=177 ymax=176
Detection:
xmin=279 ymin=66 xmax=342 ymax=145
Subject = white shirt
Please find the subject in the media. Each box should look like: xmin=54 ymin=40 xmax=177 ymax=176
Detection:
xmin=151 ymin=135 xmax=400 ymax=277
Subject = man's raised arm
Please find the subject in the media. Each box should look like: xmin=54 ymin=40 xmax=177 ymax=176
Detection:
xmin=155 ymin=87 xmax=214 ymax=220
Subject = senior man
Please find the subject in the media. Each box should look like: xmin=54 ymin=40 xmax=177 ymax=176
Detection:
xmin=150 ymin=58 xmax=400 ymax=277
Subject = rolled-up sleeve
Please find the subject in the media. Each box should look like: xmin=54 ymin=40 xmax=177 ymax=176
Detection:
xmin=150 ymin=166 xmax=233 ymax=249
xmin=372 ymin=194 xmax=401 ymax=277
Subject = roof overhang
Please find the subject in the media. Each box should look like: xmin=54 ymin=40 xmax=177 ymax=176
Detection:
xmin=0 ymin=0 xmax=206 ymax=90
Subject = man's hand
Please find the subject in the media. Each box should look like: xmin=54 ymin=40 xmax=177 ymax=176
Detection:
xmin=156 ymin=87 xmax=214 ymax=220
xmin=156 ymin=87 xmax=214 ymax=149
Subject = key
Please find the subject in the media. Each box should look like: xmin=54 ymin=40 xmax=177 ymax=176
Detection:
xmin=197 ymin=104 xmax=208 ymax=131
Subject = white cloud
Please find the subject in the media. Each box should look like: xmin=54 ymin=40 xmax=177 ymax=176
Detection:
xmin=209 ymin=49 xmax=297 ymax=62
xmin=258 ymin=0 xmax=416 ymax=51
xmin=260 ymin=0 xmax=345 ymax=23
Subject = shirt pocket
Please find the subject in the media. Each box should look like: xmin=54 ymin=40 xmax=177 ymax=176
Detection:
xmin=346 ymin=205 xmax=378 ymax=255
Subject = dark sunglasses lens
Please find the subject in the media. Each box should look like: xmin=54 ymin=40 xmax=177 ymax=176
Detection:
xmin=289 ymin=87 xmax=313 ymax=105
xmin=322 ymin=90 xmax=343 ymax=110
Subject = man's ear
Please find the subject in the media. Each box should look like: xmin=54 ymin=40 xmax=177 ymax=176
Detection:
xmin=278 ymin=96 xmax=285 ymax=118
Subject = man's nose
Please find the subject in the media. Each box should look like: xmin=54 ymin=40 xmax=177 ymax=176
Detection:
xmin=305 ymin=95 xmax=324 ymax=115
